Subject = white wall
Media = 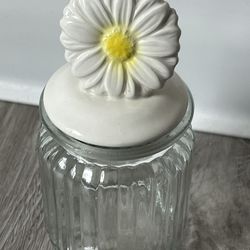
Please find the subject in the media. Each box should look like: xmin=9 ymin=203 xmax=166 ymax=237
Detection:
xmin=0 ymin=0 xmax=250 ymax=138
xmin=0 ymin=0 xmax=67 ymax=104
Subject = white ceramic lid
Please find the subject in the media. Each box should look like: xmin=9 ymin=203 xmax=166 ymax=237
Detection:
xmin=43 ymin=0 xmax=189 ymax=147
xmin=43 ymin=64 xmax=188 ymax=147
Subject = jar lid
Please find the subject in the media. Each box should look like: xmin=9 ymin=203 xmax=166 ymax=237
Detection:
xmin=43 ymin=0 xmax=190 ymax=147
xmin=43 ymin=64 xmax=188 ymax=147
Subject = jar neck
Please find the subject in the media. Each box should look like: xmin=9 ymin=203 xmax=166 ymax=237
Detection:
xmin=39 ymin=89 xmax=194 ymax=163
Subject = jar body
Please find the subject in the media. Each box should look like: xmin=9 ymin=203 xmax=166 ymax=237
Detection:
xmin=37 ymin=123 xmax=194 ymax=250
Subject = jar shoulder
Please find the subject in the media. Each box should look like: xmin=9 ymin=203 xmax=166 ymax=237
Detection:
xmin=37 ymin=125 xmax=194 ymax=189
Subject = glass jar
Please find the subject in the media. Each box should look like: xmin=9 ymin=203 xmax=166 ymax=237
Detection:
xmin=37 ymin=91 xmax=194 ymax=250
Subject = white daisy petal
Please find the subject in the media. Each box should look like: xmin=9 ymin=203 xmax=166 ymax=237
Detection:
xmin=137 ymin=37 xmax=180 ymax=58
xmin=131 ymin=1 xmax=170 ymax=38
xmin=124 ymin=72 xmax=136 ymax=98
xmin=137 ymin=11 xmax=180 ymax=58
xmin=163 ymin=56 xmax=179 ymax=68
xmin=63 ymin=0 xmax=75 ymax=16
xmin=65 ymin=50 xmax=79 ymax=63
xmin=140 ymin=56 xmax=171 ymax=79
xmin=112 ymin=0 xmax=135 ymax=26
xmin=140 ymin=86 xmax=151 ymax=97
xmin=89 ymin=83 xmax=106 ymax=96
xmin=82 ymin=0 xmax=112 ymax=30
xmin=133 ymin=0 xmax=158 ymax=20
xmin=64 ymin=0 xmax=83 ymax=19
xmin=150 ymin=10 xmax=180 ymax=38
xmin=81 ymin=62 xmax=108 ymax=89
xmin=127 ymin=57 xmax=161 ymax=89
xmin=60 ymin=33 xmax=92 ymax=51
xmin=60 ymin=18 xmax=100 ymax=44
xmin=104 ymin=63 xmax=124 ymax=97
xmin=72 ymin=46 xmax=106 ymax=77
xmin=103 ymin=0 xmax=112 ymax=12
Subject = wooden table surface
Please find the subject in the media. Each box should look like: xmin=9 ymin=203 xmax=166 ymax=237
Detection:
xmin=0 ymin=101 xmax=250 ymax=250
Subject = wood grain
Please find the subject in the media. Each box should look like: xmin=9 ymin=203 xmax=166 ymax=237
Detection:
xmin=0 ymin=101 xmax=249 ymax=250
xmin=0 ymin=102 xmax=52 ymax=250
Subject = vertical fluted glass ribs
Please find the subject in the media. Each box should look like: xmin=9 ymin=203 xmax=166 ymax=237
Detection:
xmin=38 ymin=125 xmax=194 ymax=250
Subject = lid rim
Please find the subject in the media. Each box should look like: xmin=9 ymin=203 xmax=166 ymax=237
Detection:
xmin=39 ymin=88 xmax=194 ymax=162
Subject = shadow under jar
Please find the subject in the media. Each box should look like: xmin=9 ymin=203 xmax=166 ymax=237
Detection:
xmin=37 ymin=91 xmax=194 ymax=250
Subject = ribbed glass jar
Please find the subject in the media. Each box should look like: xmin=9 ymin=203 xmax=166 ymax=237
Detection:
xmin=37 ymin=92 xmax=194 ymax=250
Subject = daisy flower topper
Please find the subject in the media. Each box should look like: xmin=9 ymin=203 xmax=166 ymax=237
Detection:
xmin=60 ymin=0 xmax=181 ymax=98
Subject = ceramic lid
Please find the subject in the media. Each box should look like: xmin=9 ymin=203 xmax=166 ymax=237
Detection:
xmin=43 ymin=0 xmax=189 ymax=147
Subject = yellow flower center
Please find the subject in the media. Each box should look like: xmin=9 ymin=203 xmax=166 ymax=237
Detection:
xmin=102 ymin=27 xmax=135 ymax=62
